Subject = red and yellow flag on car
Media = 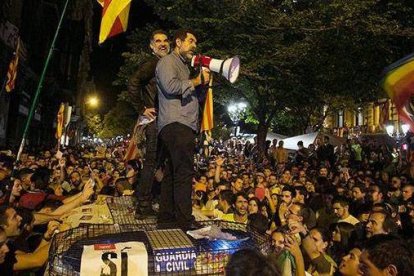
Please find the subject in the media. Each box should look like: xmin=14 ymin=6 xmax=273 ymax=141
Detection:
xmin=381 ymin=53 xmax=414 ymax=132
xmin=97 ymin=0 xmax=131 ymax=44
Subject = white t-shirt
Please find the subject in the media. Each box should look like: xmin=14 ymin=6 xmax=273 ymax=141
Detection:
xmin=339 ymin=215 xmax=359 ymax=225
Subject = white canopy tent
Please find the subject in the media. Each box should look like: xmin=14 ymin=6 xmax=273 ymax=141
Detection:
xmin=241 ymin=132 xmax=287 ymax=143
xmin=281 ymin=132 xmax=345 ymax=150
xmin=267 ymin=132 xmax=288 ymax=141
xmin=282 ymin=132 xmax=319 ymax=150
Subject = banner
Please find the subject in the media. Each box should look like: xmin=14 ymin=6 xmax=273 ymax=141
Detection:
xmin=80 ymin=241 xmax=148 ymax=276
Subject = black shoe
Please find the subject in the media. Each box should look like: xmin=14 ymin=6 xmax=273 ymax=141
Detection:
xmin=178 ymin=220 xmax=200 ymax=231
xmin=157 ymin=212 xmax=176 ymax=228
xmin=134 ymin=205 xmax=156 ymax=220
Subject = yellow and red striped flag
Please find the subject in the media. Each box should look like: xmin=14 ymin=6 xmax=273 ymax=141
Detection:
xmin=201 ymin=76 xmax=214 ymax=133
xmin=97 ymin=0 xmax=131 ymax=44
xmin=5 ymin=39 xmax=20 ymax=92
xmin=124 ymin=118 xmax=142 ymax=162
xmin=381 ymin=53 xmax=414 ymax=131
xmin=56 ymin=103 xmax=65 ymax=140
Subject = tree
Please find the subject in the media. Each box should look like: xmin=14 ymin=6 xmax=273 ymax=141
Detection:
xmin=115 ymin=0 xmax=414 ymax=157
xmin=140 ymin=0 xmax=295 ymax=159
xmin=84 ymin=113 xmax=103 ymax=137
xmin=100 ymin=101 xmax=136 ymax=138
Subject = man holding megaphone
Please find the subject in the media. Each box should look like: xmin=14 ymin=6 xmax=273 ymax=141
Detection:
xmin=156 ymin=29 xmax=210 ymax=227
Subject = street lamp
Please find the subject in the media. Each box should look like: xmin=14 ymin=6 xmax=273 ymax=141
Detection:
xmin=86 ymin=96 xmax=99 ymax=108
xmin=227 ymin=102 xmax=247 ymax=136
xmin=385 ymin=123 xmax=394 ymax=137
xmin=82 ymin=95 xmax=100 ymax=141
xmin=385 ymin=121 xmax=410 ymax=153
xmin=401 ymin=123 xmax=410 ymax=136
xmin=385 ymin=121 xmax=410 ymax=138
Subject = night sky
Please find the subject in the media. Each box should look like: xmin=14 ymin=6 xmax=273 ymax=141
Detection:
xmin=89 ymin=1 xmax=159 ymax=113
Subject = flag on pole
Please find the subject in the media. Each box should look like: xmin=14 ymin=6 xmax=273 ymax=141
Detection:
xmin=56 ymin=103 xmax=65 ymax=140
xmin=201 ymin=76 xmax=214 ymax=133
xmin=5 ymin=39 xmax=20 ymax=92
xmin=124 ymin=121 xmax=141 ymax=162
xmin=381 ymin=53 xmax=414 ymax=131
xmin=97 ymin=0 xmax=131 ymax=44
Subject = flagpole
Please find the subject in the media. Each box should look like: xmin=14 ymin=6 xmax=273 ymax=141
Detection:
xmin=16 ymin=0 xmax=70 ymax=162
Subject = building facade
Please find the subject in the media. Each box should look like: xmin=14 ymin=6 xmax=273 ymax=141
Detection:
xmin=0 ymin=0 xmax=92 ymax=149
xmin=324 ymin=98 xmax=402 ymax=138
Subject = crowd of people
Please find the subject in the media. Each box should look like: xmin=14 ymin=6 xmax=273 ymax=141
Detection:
xmin=0 ymin=144 xmax=129 ymax=275
xmin=196 ymin=135 xmax=414 ymax=275
xmin=0 ymin=133 xmax=413 ymax=275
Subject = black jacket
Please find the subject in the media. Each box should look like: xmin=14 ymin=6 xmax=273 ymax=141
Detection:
xmin=128 ymin=57 xmax=159 ymax=114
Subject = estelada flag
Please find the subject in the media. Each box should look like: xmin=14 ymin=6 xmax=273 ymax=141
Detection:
xmin=381 ymin=53 xmax=414 ymax=131
xmin=56 ymin=103 xmax=65 ymax=139
xmin=97 ymin=0 xmax=131 ymax=44
xmin=5 ymin=39 xmax=20 ymax=92
xmin=201 ymin=76 xmax=214 ymax=133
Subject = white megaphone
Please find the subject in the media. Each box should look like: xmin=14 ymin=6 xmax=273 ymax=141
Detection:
xmin=191 ymin=55 xmax=240 ymax=83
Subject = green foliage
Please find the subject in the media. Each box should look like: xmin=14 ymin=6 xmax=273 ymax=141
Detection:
xmin=270 ymin=110 xmax=299 ymax=137
xmin=85 ymin=113 xmax=103 ymax=137
xmin=99 ymin=101 xmax=137 ymax=138
xmin=211 ymin=125 xmax=231 ymax=141
xmin=114 ymin=0 xmax=414 ymax=153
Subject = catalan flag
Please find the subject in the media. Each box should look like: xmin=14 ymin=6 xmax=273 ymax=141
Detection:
xmin=381 ymin=53 xmax=414 ymax=131
xmin=201 ymin=76 xmax=214 ymax=133
xmin=124 ymin=118 xmax=142 ymax=162
xmin=97 ymin=0 xmax=131 ymax=44
xmin=56 ymin=103 xmax=65 ymax=140
xmin=5 ymin=39 xmax=20 ymax=92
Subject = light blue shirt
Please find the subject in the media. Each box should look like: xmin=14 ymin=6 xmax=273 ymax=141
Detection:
xmin=156 ymin=52 xmax=200 ymax=133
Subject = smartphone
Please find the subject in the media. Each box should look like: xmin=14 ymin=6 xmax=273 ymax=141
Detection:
xmin=87 ymin=164 xmax=96 ymax=187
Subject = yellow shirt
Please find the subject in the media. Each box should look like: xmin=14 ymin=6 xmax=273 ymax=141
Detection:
xmin=275 ymin=147 xmax=288 ymax=163
xmin=220 ymin=213 xmax=248 ymax=224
